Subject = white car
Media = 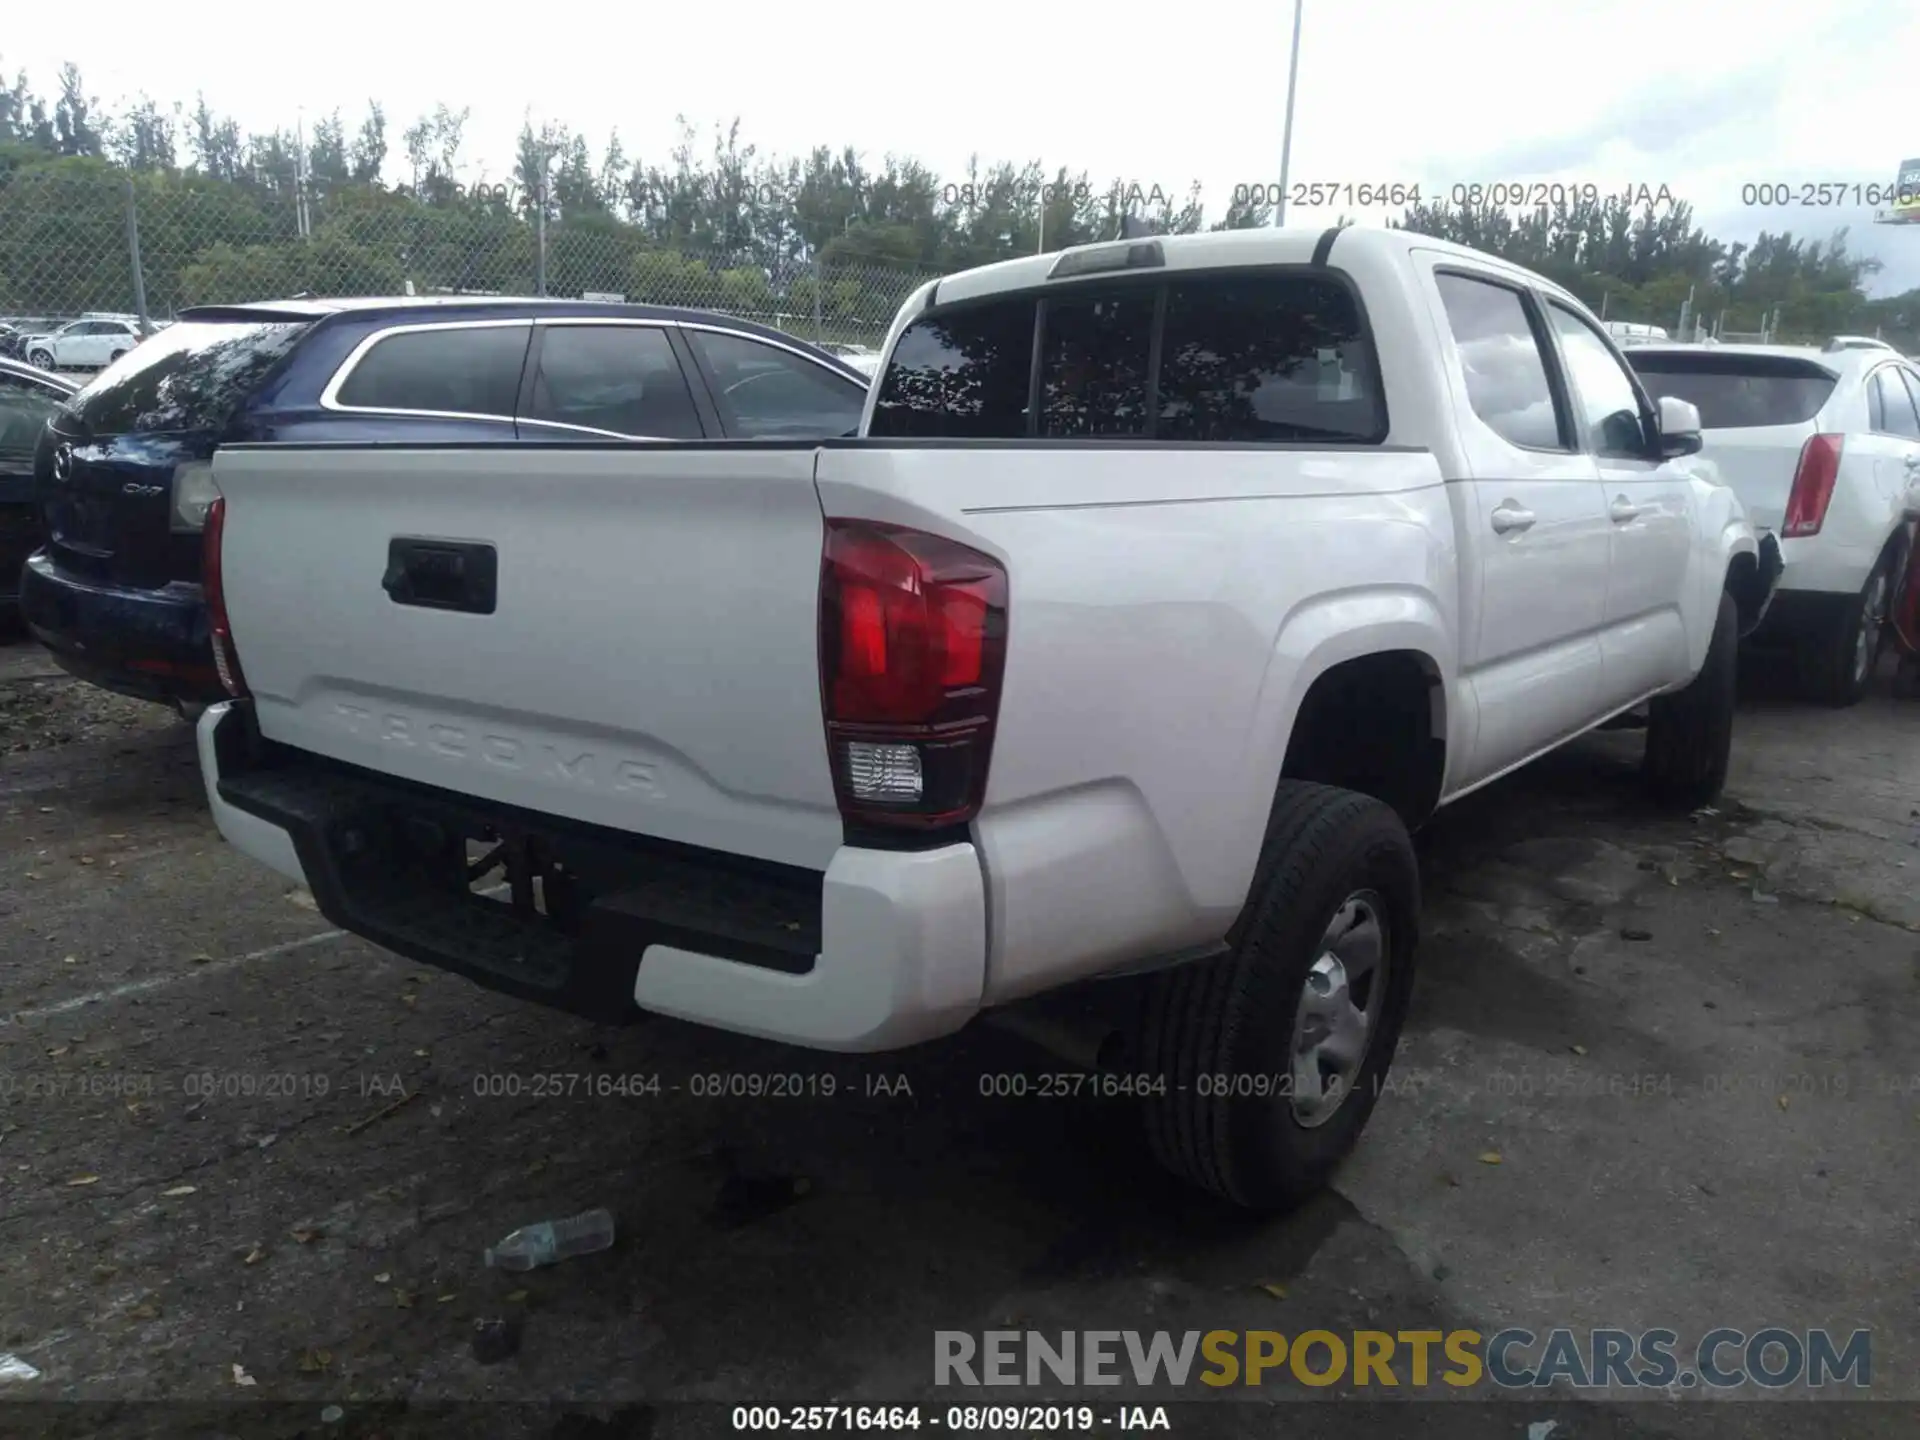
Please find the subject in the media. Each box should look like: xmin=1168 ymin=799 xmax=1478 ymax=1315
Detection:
xmin=23 ymin=317 xmax=145 ymax=371
xmin=193 ymin=226 xmax=1775 ymax=1210
xmin=1628 ymin=341 xmax=1920 ymax=704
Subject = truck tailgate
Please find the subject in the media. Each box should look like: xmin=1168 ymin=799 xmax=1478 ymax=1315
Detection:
xmin=212 ymin=444 xmax=842 ymax=871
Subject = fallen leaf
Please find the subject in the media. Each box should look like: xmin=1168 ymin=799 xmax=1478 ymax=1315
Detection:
xmin=1570 ymin=1044 xmax=1588 ymax=1056
xmin=190 ymin=954 xmax=213 ymax=965
xmin=61 ymin=955 xmax=77 ymax=966
xmin=161 ymin=1185 xmax=197 ymax=1197
xmin=290 ymin=1227 xmax=323 ymax=1244
xmin=505 ymin=1289 xmax=529 ymax=1303
xmin=1477 ymin=1151 xmax=1503 ymax=1166
xmin=400 ymin=993 xmax=417 ymax=1006
xmin=231 ymin=1363 xmax=257 ymax=1387
xmin=243 ymin=1244 xmax=266 ymax=1265
xmin=66 ymin=1174 xmax=100 ymax=1187
xmin=109 ymin=833 xmax=127 ymax=840
xmin=373 ymin=1272 xmax=392 ymax=1284
xmin=286 ymin=889 xmax=318 ymax=911
xmin=1777 ymin=1095 xmax=1790 ymax=1111
xmin=436 ymin=1293 xmax=457 ymax=1304
xmin=414 ymin=1049 xmax=429 ymax=1058
xmin=46 ymin=1046 xmax=68 ymax=1058
xmin=1257 ymin=1282 xmax=1288 ymax=1300
xmin=77 ymin=856 xmax=96 ymax=866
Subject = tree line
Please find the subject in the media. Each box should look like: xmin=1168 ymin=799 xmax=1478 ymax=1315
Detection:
xmin=1 ymin=58 xmax=1914 ymax=349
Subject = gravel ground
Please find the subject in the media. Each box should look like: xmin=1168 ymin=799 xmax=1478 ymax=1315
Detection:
xmin=1 ymin=638 xmax=1916 ymax=1440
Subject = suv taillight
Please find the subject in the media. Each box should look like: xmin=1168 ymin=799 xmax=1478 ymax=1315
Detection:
xmin=818 ymin=519 xmax=1008 ymax=830
xmin=1783 ymin=433 xmax=1843 ymax=538
xmin=202 ymin=495 xmax=248 ymax=699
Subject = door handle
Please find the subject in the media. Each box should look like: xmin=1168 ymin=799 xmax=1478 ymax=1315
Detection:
xmin=1609 ymin=496 xmax=1641 ymax=523
xmin=1490 ymin=503 xmax=1536 ymax=535
xmin=382 ymin=538 xmax=498 ymax=614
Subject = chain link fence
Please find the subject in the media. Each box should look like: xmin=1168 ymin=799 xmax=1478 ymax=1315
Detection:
xmin=0 ymin=166 xmax=937 ymax=352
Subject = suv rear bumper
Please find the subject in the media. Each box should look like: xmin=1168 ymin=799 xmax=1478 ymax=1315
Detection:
xmin=197 ymin=702 xmax=987 ymax=1052
xmin=18 ymin=552 xmax=222 ymax=705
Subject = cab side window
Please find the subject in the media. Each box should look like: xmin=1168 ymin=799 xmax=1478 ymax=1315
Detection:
xmin=1434 ymin=273 xmax=1566 ymax=451
xmin=1547 ymin=304 xmax=1652 ymax=459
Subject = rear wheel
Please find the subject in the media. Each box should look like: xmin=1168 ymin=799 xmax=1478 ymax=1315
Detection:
xmin=1136 ymin=783 xmax=1419 ymax=1212
xmin=1644 ymin=590 xmax=1737 ymax=809
xmin=26 ymin=348 xmax=53 ymax=370
xmin=1799 ymin=549 xmax=1896 ymax=707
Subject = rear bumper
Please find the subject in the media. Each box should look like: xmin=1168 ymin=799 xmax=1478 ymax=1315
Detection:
xmin=18 ymin=551 xmax=222 ymax=705
xmin=196 ymin=702 xmax=987 ymax=1052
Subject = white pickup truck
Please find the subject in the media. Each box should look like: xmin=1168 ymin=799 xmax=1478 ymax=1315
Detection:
xmin=195 ymin=226 xmax=1779 ymax=1211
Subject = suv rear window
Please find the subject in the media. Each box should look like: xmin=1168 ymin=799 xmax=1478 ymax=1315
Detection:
xmin=64 ymin=320 xmax=312 ymax=436
xmin=869 ymin=271 xmax=1384 ymax=442
xmin=1626 ymin=352 xmax=1837 ymax=429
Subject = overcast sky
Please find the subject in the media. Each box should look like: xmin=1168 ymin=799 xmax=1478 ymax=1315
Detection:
xmin=8 ymin=0 xmax=1919 ymax=295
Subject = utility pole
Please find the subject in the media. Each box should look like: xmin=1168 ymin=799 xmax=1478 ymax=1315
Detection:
xmin=1274 ymin=0 xmax=1304 ymax=227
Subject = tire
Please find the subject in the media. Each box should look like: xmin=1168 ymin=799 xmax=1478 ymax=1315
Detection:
xmin=107 ymin=349 xmax=127 ymax=364
xmin=1136 ymin=782 xmax=1419 ymax=1212
xmin=1643 ymin=589 xmax=1737 ymax=809
xmin=1798 ymin=548 xmax=1897 ymax=707
xmin=26 ymin=349 xmax=53 ymax=370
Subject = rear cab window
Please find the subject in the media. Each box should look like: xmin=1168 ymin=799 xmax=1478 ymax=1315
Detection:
xmin=1625 ymin=352 xmax=1838 ymax=430
xmin=869 ymin=270 xmax=1386 ymax=443
xmin=63 ymin=320 xmax=314 ymax=436
xmin=331 ymin=324 xmax=530 ymax=419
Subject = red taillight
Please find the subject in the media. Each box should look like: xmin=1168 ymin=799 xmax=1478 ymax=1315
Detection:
xmin=202 ymin=495 xmax=248 ymax=699
xmin=1783 ymin=433 xmax=1843 ymax=538
xmin=819 ymin=519 xmax=1008 ymax=830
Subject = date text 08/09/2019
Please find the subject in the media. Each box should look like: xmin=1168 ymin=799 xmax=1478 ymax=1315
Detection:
xmin=731 ymin=1407 xmax=1168 ymax=1432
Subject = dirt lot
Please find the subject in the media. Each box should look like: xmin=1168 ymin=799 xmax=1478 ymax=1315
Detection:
xmin=1 ymin=638 xmax=1917 ymax=1440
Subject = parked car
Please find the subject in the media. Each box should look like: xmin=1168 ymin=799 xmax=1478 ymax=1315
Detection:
xmin=816 ymin=341 xmax=884 ymax=377
xmin=19 ymin=297 xmax=870 ymax=710
xmin=193 ymin=227 xmax=1777 ymax=1211
xmin=1 ymin=357 xmax=78 ymax=619
xmin=21 ymin=317 xmax=147 ymax=371
xmin=1627 ymin=341 xmax=1920 ymax=704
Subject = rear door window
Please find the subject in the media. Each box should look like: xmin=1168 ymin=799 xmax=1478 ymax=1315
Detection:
xmin=869 ymin=299 xmax=1035 ymax=438
xmin=686 ymin=330 xmax=867 ymax=439
xmin=1434 ymin=273 xmax=1567 ymax=451
xmin=333 ymin=324 xmax=530 ymax=419
xmin=1157 ymin=273 xmax=1384 ymax=442
xmin=63 ymin=320 xmax=313 ymax=436
xmin=1869 ymin=367 xmax=1920 ymax=438
xmin=1625 ymin=353 xmax=1838 ymax=429
xmin=524 ymin=325 xmax=704 ymax=438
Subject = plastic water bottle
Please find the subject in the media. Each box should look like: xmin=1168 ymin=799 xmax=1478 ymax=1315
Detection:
xmin=483 ymin=1208 xmax=615 ymax=1271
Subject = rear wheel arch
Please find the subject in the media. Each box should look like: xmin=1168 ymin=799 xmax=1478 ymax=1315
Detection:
xmin=1278 ymin=648 xmax=1448 ymax=832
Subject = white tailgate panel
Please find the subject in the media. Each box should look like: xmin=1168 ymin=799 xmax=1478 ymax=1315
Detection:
xmin=214 ymin=445 xmax=843 ymax=871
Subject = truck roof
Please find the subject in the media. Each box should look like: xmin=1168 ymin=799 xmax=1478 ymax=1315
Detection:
xmin=927 ymin=224 xmax=1584 ymax=311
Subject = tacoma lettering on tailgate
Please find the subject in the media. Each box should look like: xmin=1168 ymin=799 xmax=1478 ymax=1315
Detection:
xmin=331 ymin=703 xmax=663 ymax=798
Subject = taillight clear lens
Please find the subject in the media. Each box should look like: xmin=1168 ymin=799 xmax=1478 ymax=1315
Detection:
xmin=1783 ymin=434 xmax=1843 ymax=538
xmin=170 ymin=461 xmax=219 ymax=533
xmin=202 ymin=495 xmax=249 ymax=699
xmin=819 ymin=520 xmax=1008 ymax=829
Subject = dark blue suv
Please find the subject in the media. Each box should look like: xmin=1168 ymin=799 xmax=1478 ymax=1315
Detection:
xmin=21 ymin=296 xmax=870 ymax=708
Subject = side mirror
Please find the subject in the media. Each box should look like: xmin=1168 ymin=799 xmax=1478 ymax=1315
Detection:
xmin=1656 ymin=396 xmax=1703 ymax=458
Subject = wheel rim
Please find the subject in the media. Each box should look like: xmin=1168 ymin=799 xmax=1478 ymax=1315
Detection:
xmin=1287 ymin=889 xmax=1390 ymax=1128
xmin=1855 ymin=569 xmax=1889 ymax=685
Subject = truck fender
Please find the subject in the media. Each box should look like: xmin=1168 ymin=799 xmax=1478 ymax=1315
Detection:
xmin=1205 ymin=586 xmax=1457 ymax=914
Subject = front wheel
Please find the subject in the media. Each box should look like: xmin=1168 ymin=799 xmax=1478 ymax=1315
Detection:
xmin=1136 ymin=782 xmax=1419 ymax=1212
xmin=1644 ymin=590 xmax=1737 ymax=809
xmin=26 ymin=349 xmax=53 ymax=370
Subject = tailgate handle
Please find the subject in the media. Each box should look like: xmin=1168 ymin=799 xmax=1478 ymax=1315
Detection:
xmin=382 ymin=538 xmax=497 ymax=614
